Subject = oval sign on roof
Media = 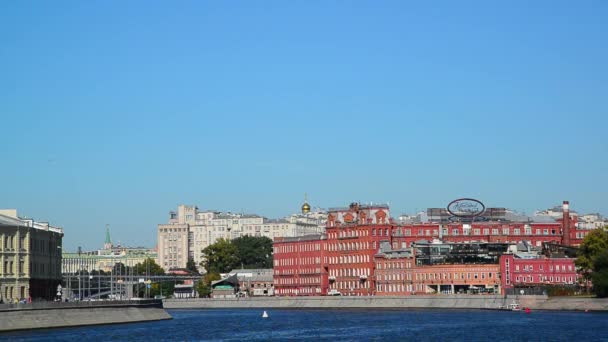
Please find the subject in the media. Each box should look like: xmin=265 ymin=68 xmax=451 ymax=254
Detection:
xmin=447 ymin=198 xmax=485 ymax=217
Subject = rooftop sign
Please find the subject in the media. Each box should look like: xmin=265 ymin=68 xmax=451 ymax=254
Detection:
xmin=447 ymin=198 xmax=485 ymax=217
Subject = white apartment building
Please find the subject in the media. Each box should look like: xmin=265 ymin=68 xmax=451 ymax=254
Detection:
xmin=158 ymin=204 xmax=326 ymax=271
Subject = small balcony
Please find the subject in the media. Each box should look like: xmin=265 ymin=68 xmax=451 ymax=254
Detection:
xmin=329 ymin=276 xmax=336 ymax=281
xmin=359 ymin=274 xmax=368 ymax=280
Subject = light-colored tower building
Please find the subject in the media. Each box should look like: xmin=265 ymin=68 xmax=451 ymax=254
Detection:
xmin=104 ymin=224 xmax=112 ymax=250
xmin=158 ymin=223 xmax=189 ymax=271
xmin=0 ymin=209 xmax=63 ymax=302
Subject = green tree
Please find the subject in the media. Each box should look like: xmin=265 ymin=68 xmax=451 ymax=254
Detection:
xmin=186 ymin=257 xmax=199 ymax=273
xmin=201 ymin=238 xmax=240 ymax=274
xmin=575 ymin=229 xmax=608 ymax=277
xmin=591 ymin=249 xmax=608 ymax=298
xmin=133 ymin=258 xmax=165 ymax=276
xmin=196 ymin=272 xmax=221 ymax=298
xmin=232 ymin=236 xmax=273 ymax=269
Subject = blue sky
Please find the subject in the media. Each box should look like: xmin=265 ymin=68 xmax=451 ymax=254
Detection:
xmin=1 ymin=1 xmax=606 ymax=251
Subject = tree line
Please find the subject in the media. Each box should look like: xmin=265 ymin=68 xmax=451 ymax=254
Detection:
xmin=196 ymin=235 xmax=273 ymax=297
xmin=575 ymin=227 xmax=608 ymax=297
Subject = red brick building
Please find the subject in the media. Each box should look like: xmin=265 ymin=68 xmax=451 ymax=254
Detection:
xmin=273 ymin=201 xmax=586 ymax=296
xmin=273 ymin=234 xmax=328 ymax=296
xmin=391 ymin=202 xmax=586 ymax=248
xmin=325 ymin=203 xmax=392 ymax=296
xmin=500 ymin=254 xmax=578 ymax=290
xmin=374 ymin=241 xmax=502 ymax=295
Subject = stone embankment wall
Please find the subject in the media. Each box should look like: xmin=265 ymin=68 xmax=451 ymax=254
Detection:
xmin=518 ymin=296 xmax=608 ymax=311
xmin=0 ymin=300 xmax=172 ymax=332
xmin=166 ymin=295 xmax=512 ymax=310
xmin=164 ymin=295 xmax=608 ymax=311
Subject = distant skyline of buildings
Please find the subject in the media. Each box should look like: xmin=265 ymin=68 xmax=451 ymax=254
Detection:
xmin=4 ymin=197 xmax=608 ymax=253
xmin=61 ymin=226 xmax=158 ymax=274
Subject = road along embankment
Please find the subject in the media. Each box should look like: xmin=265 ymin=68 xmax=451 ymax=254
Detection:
xmin=0 ymin=300 xmax=172 ymax=332
xmin=164 ymin=295 xmax=608 ymax=311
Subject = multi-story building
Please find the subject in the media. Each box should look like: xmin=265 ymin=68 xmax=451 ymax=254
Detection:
xmin=0 ymin=209 xmax=63 ymax=302
xmin=158 ymin=223 xmax=189 ymax=271
xmin=273 ymin=200 xmax=590 ymax=297
xmin=390 ymin=202 xmax=586 ymax=248
xmin=273 ymin=234 xmax=327 ymax=296
xmin=158 ymin=199 xmax=327 ymax=270
xmin=500 ymin=250 xmax=579 ymax=291
xmin=325 ymin=203 xmax=391 ymax=296
xmin=62 ymin=248 xmax=159 ymax=274
xmin=62 ymin=226 xmax=158 ymax=274
xmin=374 ymin=241 xmax=504 ymax=295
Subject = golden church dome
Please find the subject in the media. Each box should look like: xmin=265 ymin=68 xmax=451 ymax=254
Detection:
xmin=301 ymin=193 xmax=311 ymax=214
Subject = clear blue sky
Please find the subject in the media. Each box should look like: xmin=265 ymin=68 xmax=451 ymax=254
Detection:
xmin=1 ymin=1 xmax=606 ymax=251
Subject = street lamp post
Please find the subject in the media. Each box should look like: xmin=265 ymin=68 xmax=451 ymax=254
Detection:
xmin=78 ymin=261 xmax=82 ymax=300
xmin=110 ymin=256 xmax=114 ymax=300
xmin=88 ymin=268 xmax=92 ymax=300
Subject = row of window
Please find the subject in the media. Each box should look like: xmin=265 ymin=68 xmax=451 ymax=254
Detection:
xmin=514 ymin=264 xmax=573 ymax=272
xmin=1 ymin=235 xmax=26 ymax=251
xmin=274 ymin=267 xmax=321 ymax=275
xmin=326 ymin=226 xmax=571 ymax=238
xmin=328 ymin=241 xmax=371 ymax=252
xmin=2 ymin=260 xmax=53 ymax=276
xmin=515 ymin=275 xmax=576 ymax=283
xmin=159 ymin=228 xmax=187 ymax=233
xmin=330 ymin=281 xmax=371 ymax=290
xmin=274 ymin=276 xmax=322 ymax=285
xmin=329 ymin=268 xmax=370 ymax=277
xmin=276 ymin=287 xmax=320 ymax=294
xmin=275 ymin=257 xmax=321 ymax=266
xmin=329 ymin=255 xmax=371 ymax=264
xmin=274 ymin=243 xmax=322 ymax=254
xmin=377 ymin=284 xmax=413 ymax=293
xmin=3 ymin=285 xmax=27 ymax=300
xmin=375 ymin=271 xmax=497 ymax=282
xmin=377 ymin=261 xmax=412 ymax=270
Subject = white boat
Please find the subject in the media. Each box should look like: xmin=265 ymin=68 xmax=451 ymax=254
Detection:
xmin=262 ymin=311 xmax=269 ymax=318
xmin=508 ymin=302 xmax=521 ymax=311
xmin=498 ymin=301 xmax=521 ymax=311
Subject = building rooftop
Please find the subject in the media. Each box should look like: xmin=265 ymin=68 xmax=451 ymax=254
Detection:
xmin=0 ymin=211 xmax=63 ymax=234
xmin=263 ymin=218 xmax=290 ymax=224
xmin=0 ymin=213 xmax=25 ymax=227
xmin=328 ymin=204 xmax=390 ymax=212
xmin=274 ymin=234 xmax=326 ymax=243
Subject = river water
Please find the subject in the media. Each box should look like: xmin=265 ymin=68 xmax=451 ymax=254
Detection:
xmin=2 ymin=309 xmax=607 ymax=341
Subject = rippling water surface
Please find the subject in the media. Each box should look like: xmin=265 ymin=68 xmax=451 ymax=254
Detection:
xmin=2 ymin=309 xmax=608 ymax=341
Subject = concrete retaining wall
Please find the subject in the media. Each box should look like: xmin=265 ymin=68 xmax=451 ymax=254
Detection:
xmin=0 ymin=301 xmax=172 ymax=332
xmin=164 ymin=295 xmax=608 ymax=311
xmin=165 ymin=295 xmax=516 ymax=310
xmin=519 ymin=296 xmax=608 ymax=311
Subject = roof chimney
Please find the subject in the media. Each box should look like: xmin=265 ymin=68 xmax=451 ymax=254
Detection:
xmin=562 ymin=201 xmax=571 ymax=246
